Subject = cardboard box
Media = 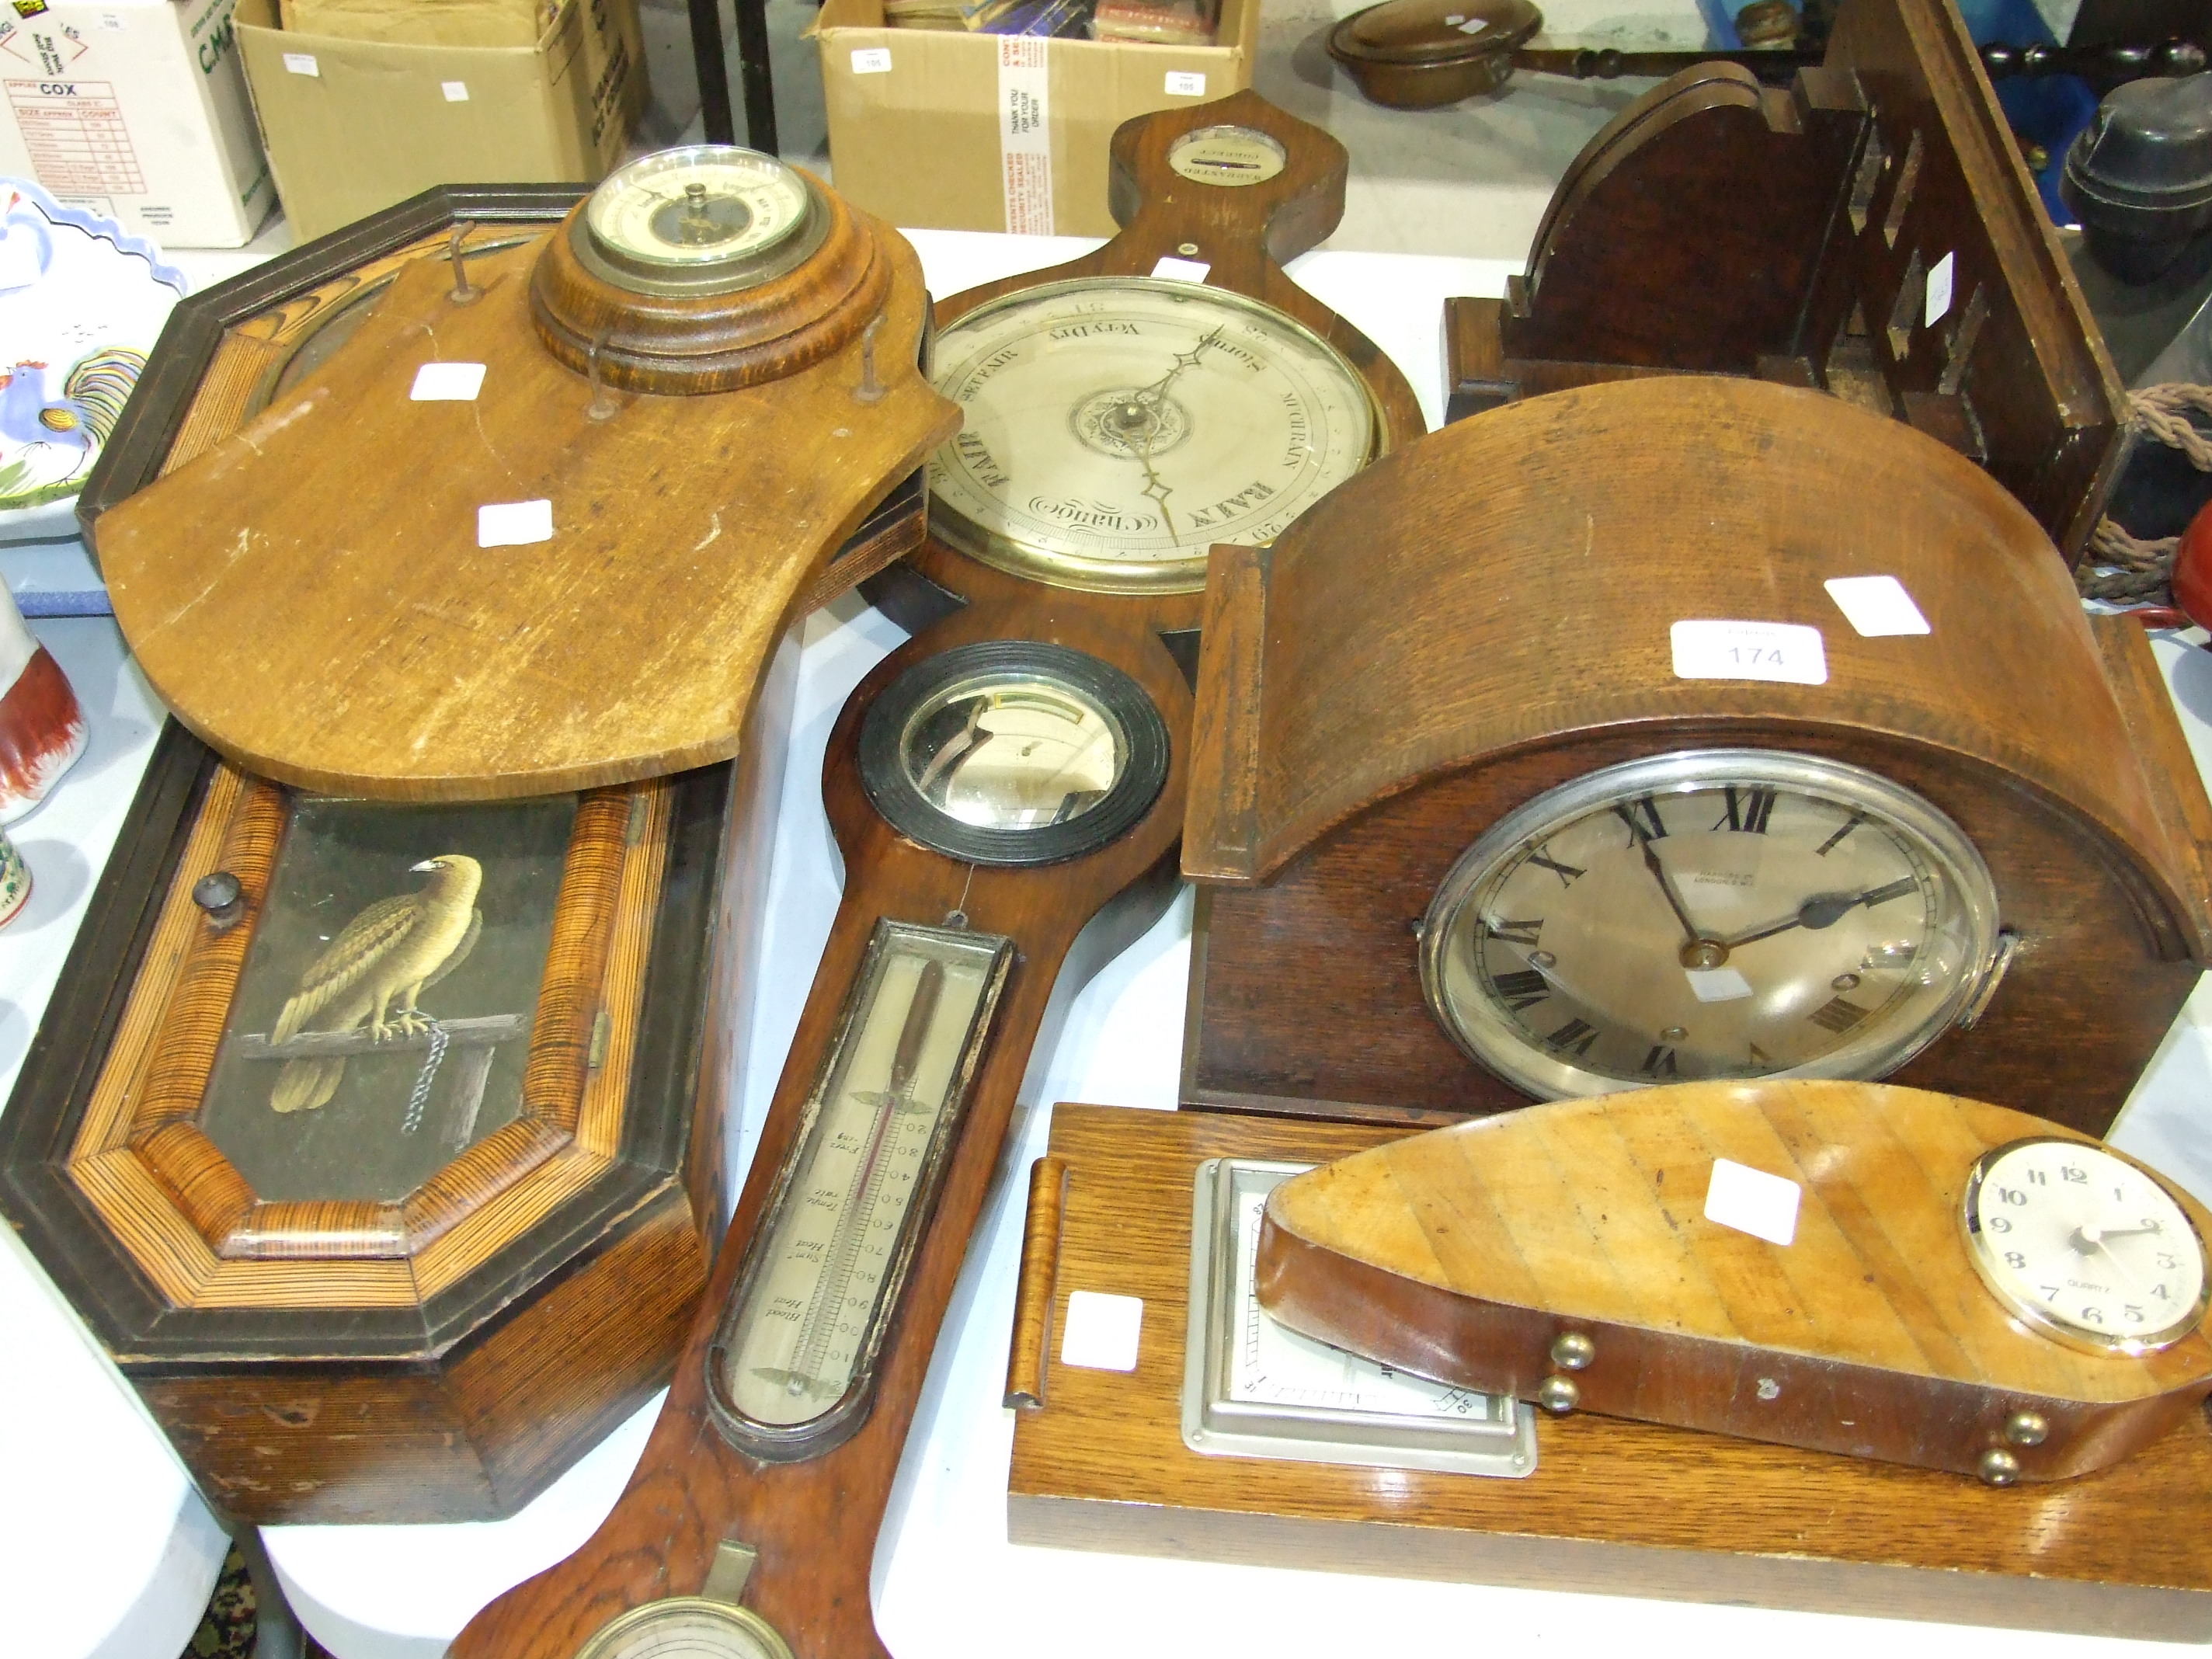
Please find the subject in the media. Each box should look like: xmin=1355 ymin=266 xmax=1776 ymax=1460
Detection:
xmin=278 ymin=0 xmax=561 ymax=50
xmin=238 ymin=0 xmax=640 ymax=242
xmin=815 ymin=0 xmax=1257 ymax=236
xmin=0 ymin=0 xmax=276 ymax=248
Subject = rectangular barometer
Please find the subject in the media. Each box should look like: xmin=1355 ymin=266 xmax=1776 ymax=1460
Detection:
xmin=1184 ymin=1159 xmax=1536 ymax=1477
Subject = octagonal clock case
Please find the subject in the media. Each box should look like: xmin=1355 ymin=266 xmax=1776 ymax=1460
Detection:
xmin=1181 ymin=374 xmax=2212 ymax=1138
xmin=0 ymin=155 xmax=958 ymax=1524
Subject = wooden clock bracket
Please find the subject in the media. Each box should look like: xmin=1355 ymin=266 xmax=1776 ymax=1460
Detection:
xmin=1445 ymin=0 xmax=2128 ymax=565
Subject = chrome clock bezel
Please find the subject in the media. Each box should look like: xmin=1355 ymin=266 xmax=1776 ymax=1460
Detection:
xmin=1418 ymin=748 xmax=2004 ymax=1100
xmin=1960 ymin=1136 xmax=2212 ymax=1356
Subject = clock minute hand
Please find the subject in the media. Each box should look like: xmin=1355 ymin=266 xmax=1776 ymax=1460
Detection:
xmin=1723 ymin=889 xmax=1878 ymax=950
xmin=1641 ymin=842 xmax=1705 ymax=947
xmin=2073 ymin=1220 xmax=2164 ymax=1250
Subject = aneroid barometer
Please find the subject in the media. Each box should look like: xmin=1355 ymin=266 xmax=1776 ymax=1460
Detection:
xmin=1181 ymin=374 xmax=2212 ymax=1139
xmin=89 ymin=143 xmax=956 ymax=798
xmin=452 ymin=90 xmax=1424 ymax=1659
xmin=927 ymin=280 xmax=1379 ymax=592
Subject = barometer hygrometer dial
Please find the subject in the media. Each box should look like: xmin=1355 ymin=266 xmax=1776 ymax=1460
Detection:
xmin=1422 ymin=750 xmax=2002 ymax=1097
xmin=575 ymin=1598 xmax=794 ymax=1659
xmin=1963 ymin=1138 xmax=2211 ymax=1354
xmin=576 ymin=145 xmax=827 ymax=296
xmin=859 ymin=641 xmax=1171 ymax=864
xmin=927 ymin=278 xmax=1380 ymax=594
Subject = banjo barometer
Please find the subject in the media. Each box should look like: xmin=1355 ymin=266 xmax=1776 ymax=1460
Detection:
xmin=450 ymin=89 xmax=1425 ymax=1659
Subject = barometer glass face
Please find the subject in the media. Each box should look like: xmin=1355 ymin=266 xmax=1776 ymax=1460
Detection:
xmin=574 ymin=1598 xmax=793 ymax=1659
xmin=710 ymin=920 xmax=1012 ymax=1458
xmin=581 ymin=145 xmax=818 ymax=291
xmin=899 ymin=669 xmax=1126 ymax=830
xmin=1421 ymin=750 xmax=2001 ymax=1099
xmin=927 ymin=277 xmax=1379 ymax=593
xmin=1963 ymin=1138 xmax=2210 ymax=1354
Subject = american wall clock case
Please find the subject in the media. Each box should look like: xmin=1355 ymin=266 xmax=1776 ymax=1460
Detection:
xmin=448 ymin=89 xmax=1424 ymax=1659
xmin=1181 ymin=374 xmax=2212 ymax=1138
xmin=0 ymin=154 xmax=960 ymax=1523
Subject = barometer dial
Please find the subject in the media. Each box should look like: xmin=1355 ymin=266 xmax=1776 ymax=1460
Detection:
xmin=927 ymin=278 xmax=1379 ymax=593
xmin=579 ymin=145 xmax=823 ymax=294
xmin=1963 ymin=1138 xmax=2211 ymax=1354
xmin=574 ymin=1598 xmax=793 ymax=1659
xmin=1421 ymin=750 xmax=2002 ymax=1098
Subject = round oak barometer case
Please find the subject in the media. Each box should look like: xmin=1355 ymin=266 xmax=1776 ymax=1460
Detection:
xmin=1963 ymin=1138 xmax=2212 ymax=1353
xmin=927 ymin=277 xmax=1381 ymax=594
xmin=531 ymin=144 xmax=887 ymax=395
xmin=1421 ymin=750 xmax=2002 ymax=1097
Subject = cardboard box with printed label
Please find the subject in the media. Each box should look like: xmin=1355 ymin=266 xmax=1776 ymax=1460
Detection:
xmin=237 ymin=0 xmax=641 ymax=243
xmin=815 ymin=0 xmax=1256 ymax=237
xmin=0 ymin=0 xmax=276 ymax=249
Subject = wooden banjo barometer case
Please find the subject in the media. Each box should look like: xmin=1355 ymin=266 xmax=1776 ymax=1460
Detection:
xmin=447 ymin=90 xmax=1425 ymax=1659
xmin=1000 ymin=377 xmax=2212 ymax=1635
xmin=1442 ymin=0 xmax=2127 ymax=565
xmin=0 ymin=157 xmax=961 ymax=1522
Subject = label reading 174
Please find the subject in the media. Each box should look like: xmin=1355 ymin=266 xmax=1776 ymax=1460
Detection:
xmin=1669 ymin=619 xmax=1828 ymax=687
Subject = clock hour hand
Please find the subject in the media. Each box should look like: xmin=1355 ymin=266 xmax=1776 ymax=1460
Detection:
xmin=2072 ymin=1220 xmax=2164 ymax=1250
xmin=1723 ymin=885 xmax=1897 ymax=949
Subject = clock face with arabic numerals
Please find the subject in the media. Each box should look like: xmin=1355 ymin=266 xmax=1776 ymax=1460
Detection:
xmin=1421 ymin=749 xmax=2004 ymax=1100
xmin=926 ymin=277 xmax=1379 ymax=595
xmin=1963 ymin=1138 xmax=2211 ymax=1354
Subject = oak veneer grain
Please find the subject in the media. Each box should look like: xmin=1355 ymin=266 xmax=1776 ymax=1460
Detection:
xmin=1179 ymin=377 xmax=2212 ymax=1136
xmin=92 ymin=210 xmax=958 ymax=801
xmin=1008 ymin=1103 xmax=2212 ymax=1640
xmin=1257 ymin=1080 xmax=2212 ymax=1479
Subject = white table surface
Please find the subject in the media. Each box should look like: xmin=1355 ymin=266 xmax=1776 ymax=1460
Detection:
xmin=7 ymin=227 xmax=2212 ymax=1659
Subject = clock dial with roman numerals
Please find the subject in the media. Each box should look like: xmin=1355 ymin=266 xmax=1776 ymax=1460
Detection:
xmin=926 ymin=277 xmax=1379 ymax=594
xmin=1420 ymin=750 xmax=2002 ymax=1099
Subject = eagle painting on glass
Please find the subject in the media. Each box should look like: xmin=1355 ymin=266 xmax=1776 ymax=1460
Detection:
xmin=196 ymin=797 xmax=572 ymax=1204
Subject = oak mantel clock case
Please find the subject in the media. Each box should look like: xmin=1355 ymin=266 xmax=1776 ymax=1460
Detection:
xmin=1181 ymin=374 xmax=2212 ymax=1137
xmin=449 ymin=89 xmax=1426 ymax=1659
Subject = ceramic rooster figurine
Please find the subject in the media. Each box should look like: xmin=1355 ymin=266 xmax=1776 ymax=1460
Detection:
xmin=0 ymin=347 xmax=141 ymax=482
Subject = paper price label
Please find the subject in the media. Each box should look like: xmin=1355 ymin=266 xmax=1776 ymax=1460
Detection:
xmin=411 ymin=362 xmax=485 ymax=402
xmin=1165 ymin=70 xmax=1206 ymax=95
xmin=1925 ymin=250 xmax=1955 ymax=327
xmin=441 ymin=80 xmax=469 ymax=102
xmin=1705 ymin=1159 xmax=1802 ymax=1247
xmin=1150 ymin=255 xmax=1210 ymax=282
xmin=1670 ymin=619 xmax=1827 ymax=686
xmin=282 ymin=51 xmax=318 ymax=76
xmin=478 ymin=499 xmax=551 ymax=548
xmin=851 ymin=46 xmax=892 ymax=72
xmin=1061 ymin=1291 xmax=1143 ymax=1371
xmin=1824 ymin=574 xmax=1929 ymax=637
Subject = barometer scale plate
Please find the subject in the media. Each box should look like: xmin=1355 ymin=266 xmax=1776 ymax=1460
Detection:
xmin=927 ymin=279 xmax=1381 ymax=593
xmin=1184 ymin=1159 xmax=1535 ymax=1476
